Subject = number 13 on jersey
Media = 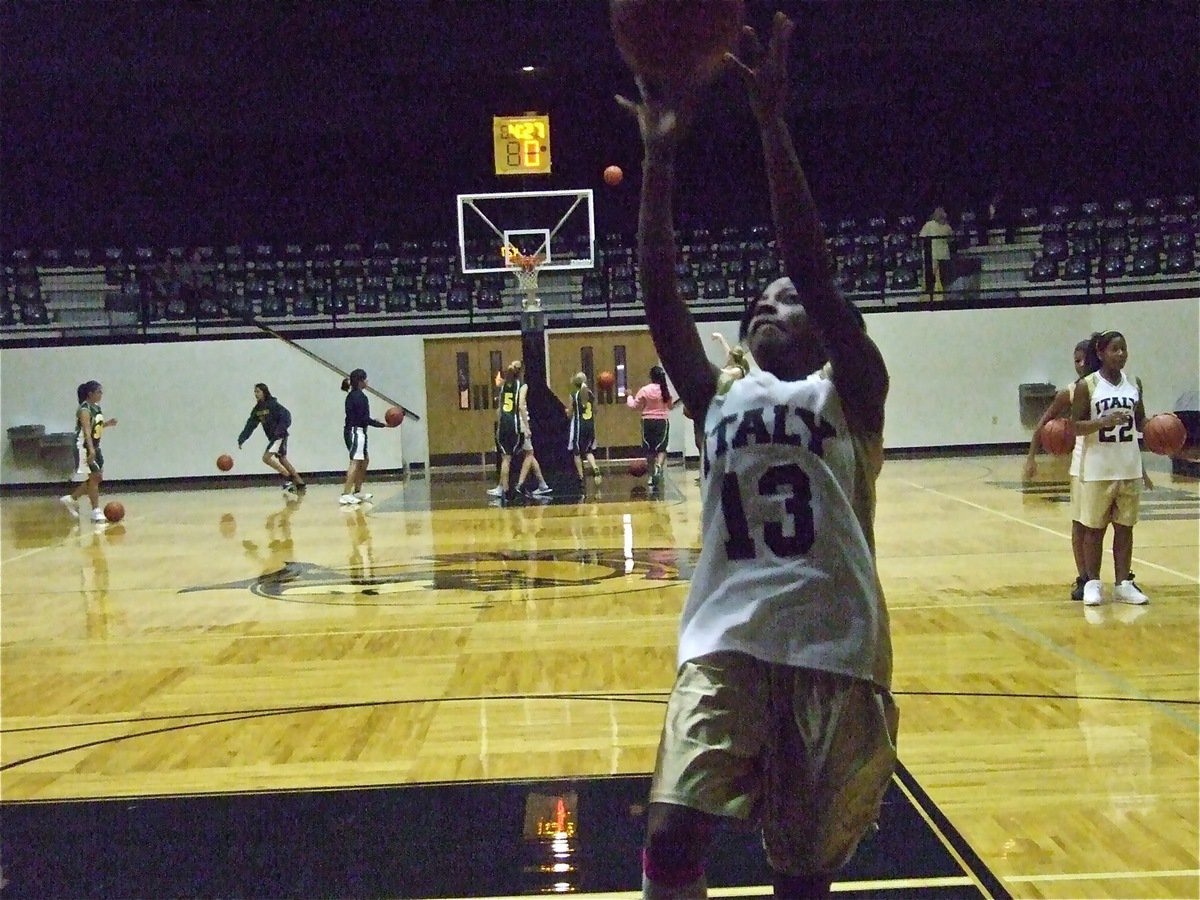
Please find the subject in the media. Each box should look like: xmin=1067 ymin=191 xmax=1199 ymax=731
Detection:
xmin=721 ymin=464 xmax=816 ymax=560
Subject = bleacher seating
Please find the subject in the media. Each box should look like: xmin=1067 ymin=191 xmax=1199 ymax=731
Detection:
xmin=2 ymin=192 xmax=1197 ymax=339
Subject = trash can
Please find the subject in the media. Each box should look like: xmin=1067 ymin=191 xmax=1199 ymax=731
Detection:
xmin=1019 ymin=383 xmax=1058 ymax=428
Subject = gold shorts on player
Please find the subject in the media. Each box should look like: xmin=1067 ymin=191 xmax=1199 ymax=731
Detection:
xmin=1077 ymin=478 xmax=1141 ymax=529
xmin=649 ymin=652 xmax=898 ymax=876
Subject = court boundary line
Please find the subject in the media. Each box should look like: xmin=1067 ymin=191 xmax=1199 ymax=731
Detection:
xmin=898 ymin=479 xmax=1198 ymax=583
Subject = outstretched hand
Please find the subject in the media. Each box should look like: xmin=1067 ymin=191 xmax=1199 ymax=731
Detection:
xmin=615 ymin=75 xmax=695 ymax=154
xmin=726 ymin=11 xmax=796 ymax=123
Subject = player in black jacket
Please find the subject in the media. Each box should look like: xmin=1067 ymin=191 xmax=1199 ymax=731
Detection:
xmin=340 ymin=368 xmax=385 ymax=505
xmin=237 ymin=383 xmax=306 ymax=493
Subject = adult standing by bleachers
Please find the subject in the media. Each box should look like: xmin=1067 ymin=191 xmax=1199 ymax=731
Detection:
xmin=918 ymin=206 xmax=955 ymax=297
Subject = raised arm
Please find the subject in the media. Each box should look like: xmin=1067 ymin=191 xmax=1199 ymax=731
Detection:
xmin=617 ymin=80 xmax=718 ymax=419
xmin=731 ymin=14 xmax=888 ymax=434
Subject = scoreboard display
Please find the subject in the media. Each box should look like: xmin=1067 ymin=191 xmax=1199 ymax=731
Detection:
xmin=494 ymin=114 xmax=551 ymax=176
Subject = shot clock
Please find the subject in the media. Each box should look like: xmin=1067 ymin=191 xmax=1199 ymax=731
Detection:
xmin=494 ymin=114 xmax=551 ymax=175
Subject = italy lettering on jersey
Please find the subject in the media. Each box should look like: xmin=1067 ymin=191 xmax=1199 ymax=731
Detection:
xmin=1079 ymin=371 xmax=1142 ymax=481
xmin=681 ymin=368 xmax=891 ymax=689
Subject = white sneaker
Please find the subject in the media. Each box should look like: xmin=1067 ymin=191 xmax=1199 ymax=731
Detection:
xmin=485 ymin=486 xmax=505 ymax=497
xmin=1114 ymin=579 xmax=1149 ymax=605
xmin=353 ymin=492 xmax=373 ymax=502
xmin=60 ymin=495 xmax=79 ymax=519
xmin=91 ymin=509 xmax=107 ymax=523
xmin=339 ymin=494 xmax=361 ymax=505
xmin=532 ymin=485 xmax=553 ymax=496
xmin=1082 ymin=579 xmax=1103 ymax=606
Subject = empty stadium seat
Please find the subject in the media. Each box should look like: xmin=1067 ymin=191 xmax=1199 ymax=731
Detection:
xmin=475 ymin=287 xmax=502 ymax=310
xmin=1062 ymin=255 xmax=1092 ymax=280
xmin=889 ymin=266 xmax=918 ymax=290
xmin=1165 ymin=249 xmax=1195 ymax=273
xmin=1043 ymin=238 xmax=1069 ymax=263
xmin=678 ymin=276 xmax=698 ymax=302
xmin=1028 ymin=257 xmax=1058 ymax=282
xmin=1131 ymin=251 xmax=1160 ymax=276
xmin=858 ymin=269 xmax=885 ymax=293
xmin=384 ymin=289 xmax=414 ymax=313
xmin=1101 ymin=254 xmax=1126 ymax=278
xmin=581 ymin=274 xmax=605 ymax=306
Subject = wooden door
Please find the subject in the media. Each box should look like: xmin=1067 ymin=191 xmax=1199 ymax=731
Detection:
xmin=424 ymin=335 xmax=523 ymax=464
xmin=547 ymin=329 xmax=659 ymax=455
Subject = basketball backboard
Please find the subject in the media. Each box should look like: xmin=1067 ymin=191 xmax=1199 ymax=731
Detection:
xmin=456 ymin=188 xmax=595 ymax=275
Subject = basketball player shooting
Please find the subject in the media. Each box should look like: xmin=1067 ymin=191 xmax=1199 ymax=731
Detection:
xmin=618 ymin=12 xmax=898 ymax=898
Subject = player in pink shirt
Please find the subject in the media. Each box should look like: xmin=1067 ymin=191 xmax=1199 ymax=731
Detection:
xmin=627 ymin=365 xmax=676 ymax=485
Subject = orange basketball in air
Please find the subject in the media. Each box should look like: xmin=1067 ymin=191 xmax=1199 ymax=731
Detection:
xmin=604 ymin=165 xmax=624 ymax=186
xmin=103 ymin=501 xmax=125 ymax=523
xmin=385 ymin=406 xmax=405 ymax=427
xmin=597 ymin=370 xmax=616 ymax=390
xmin=217 ymin=453 xmax=234 ymax=472
xmin=610 ymin=0 xmax=745 ymax=85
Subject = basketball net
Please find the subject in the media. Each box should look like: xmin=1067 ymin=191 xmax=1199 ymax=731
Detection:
xmin=503 ymin=245 xmax=546 ymax=310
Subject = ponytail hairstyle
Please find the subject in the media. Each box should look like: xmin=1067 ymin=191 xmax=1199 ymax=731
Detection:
xmin=1084 ymin=330 xmax=1124 ymax=373
xmin=255 ymin=382 xmax=273 ymax=401
xmin=342 ymin=368 xmax=367 ymax=392
xmin=727 ymin=346 xmax=749 ymax=376
xmin=77 ymin=380 xmax=101 ymax=403
xmin=650 ymin=365 xmax=671 ymax=406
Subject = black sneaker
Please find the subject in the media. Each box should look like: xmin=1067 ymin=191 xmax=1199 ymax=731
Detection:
xmin=1070 ymin=576 xmax=1086 ymax=602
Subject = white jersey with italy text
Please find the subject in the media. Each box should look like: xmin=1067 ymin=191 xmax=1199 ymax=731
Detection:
xmin=1078 ymin=370 xmax=1142 ymax=481
xmin=679 ymin=367 xmax=891 ymax=689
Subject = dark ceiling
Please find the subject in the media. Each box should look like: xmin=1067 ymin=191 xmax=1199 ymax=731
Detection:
xmin=2 ymin=0 xmax=1196 ymax=247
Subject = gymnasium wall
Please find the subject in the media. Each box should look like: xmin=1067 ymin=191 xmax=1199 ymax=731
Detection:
xmin=1 ymin=296 xmax=1196 ymax=485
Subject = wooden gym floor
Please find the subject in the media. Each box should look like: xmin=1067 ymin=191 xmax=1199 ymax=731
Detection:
xmin=1 ymin=454 xmax=1196 ymax=898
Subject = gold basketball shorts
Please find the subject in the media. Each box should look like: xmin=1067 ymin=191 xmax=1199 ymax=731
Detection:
xmin=649 ymin=651 xmax=899 ymax=876
xmin=1077 ymin=477 xmax=1141 ymax=528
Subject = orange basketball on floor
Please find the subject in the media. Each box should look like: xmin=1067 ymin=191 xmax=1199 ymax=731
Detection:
xmin=610 ymin=0 xmax=745 ymax=85
xmin=1143 ymin=413 xmax=1186 ymax=455
xmin=628 ymin=458 xmax=649 ymax=477
xmin=603 ymin=164 xmax=624 ymax=186
xmin=216 ymin=453 xmax=234 ymax=472
xmin=103 ymin=501 xmax=125 ymax=523
xmin=597 ymin=370 xmax=616 ymax=390
xmin=385 ymin=406 xmax=405 ymax=427
xmin=1039 ymin=418 xmax=1075 ymax=455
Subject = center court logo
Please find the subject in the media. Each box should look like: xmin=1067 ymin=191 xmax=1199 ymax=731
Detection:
xmin=181 ymin=548 xmax=699 ymax=604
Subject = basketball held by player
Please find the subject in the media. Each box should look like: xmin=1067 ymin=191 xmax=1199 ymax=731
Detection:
xmin=1070 ymin=331 xmax=1152 ymax=607
xmin=60 ymin=380 xmax=119 ymax=524
xmin=236 ymin=383 xmax=306 ymax=496
xmin=1022 ymin=340 xmax=1095 ymax=601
